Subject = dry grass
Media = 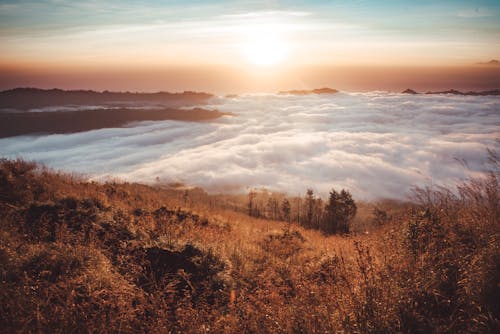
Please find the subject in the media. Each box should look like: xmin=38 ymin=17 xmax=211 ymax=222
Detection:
xmin=0 ymin=158 xmax=498 ymax=333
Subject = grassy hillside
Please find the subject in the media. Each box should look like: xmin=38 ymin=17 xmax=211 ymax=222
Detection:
xmin=0 ymin=159 xmax=498 ymax=333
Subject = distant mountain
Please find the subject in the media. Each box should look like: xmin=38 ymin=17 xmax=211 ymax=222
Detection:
xmin=477 ymin=59 xmax=500 ymax=66
xmin=278 ymin=87 xmax=338 ymax=95
xmin=0 ymin=107 xmax=229 ymax=138
xmin=402 ymin=88 xmax=418 ymax=94
xmin=425 ymin=89 xmax=500 ymax=96
xmin=0 ymin=88 xmax=213 ymax=110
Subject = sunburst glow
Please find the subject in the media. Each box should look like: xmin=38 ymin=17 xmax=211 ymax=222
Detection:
xmin=244 ymin=38 xmax=288 ymax=66
xmin=241 ymin=22 xmax=289 ymax=67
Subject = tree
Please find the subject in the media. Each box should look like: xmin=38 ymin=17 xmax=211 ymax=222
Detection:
xmin=266 ymin=196 xmax=280 ymax=220
xmin=282 ymin=198 xmax=291 ymax=223
xmin=294 ymin=197 xmax=301 ymax=225
xmin=248 ymin=190 xmax=256 ymax=217
xmin=373 ymin=207 xmax=389 ymax=226
xmin=312 ymin=197 xmax=324 ymax=230
xmin=304 ymin=189 xmax=315 ymax=228
xmin=182 ymin=190 xmax=189 ymax=206
xmin=324 ymin=188 xmax=357 ymax=234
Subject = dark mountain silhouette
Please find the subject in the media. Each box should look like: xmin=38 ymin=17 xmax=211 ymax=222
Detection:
xmin=0 ymin=107 xmax=230 ymax=138
xmin=425 ymin=89 xmax=500 ymax=96
xmin=0 ymin=88 xmax=213 ymax=110
xmin=402 ymin=88 xmax=418 ymax=94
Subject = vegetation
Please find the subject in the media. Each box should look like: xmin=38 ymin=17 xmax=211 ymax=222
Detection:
xmin=0 ymin=157 xmax=498 ymax=333
xmin=247 ymin=187 xmax=357 ymax=235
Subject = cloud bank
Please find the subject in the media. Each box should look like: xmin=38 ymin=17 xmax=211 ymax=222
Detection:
xmin=0 ymin=92 xmax=498 ymax=200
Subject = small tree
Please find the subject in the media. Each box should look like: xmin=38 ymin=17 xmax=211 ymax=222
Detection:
xmin=294 ymin=197 xmax=301 ymax=225
xmin=282 ymin=198 xmax=291 ymax=223
xmin=313 ymin=197 xmax=324 ymax=230
xmin=304 ymin=189 xmax=315 ymax=228
xmin=373 ymin=207 xmax=389 ymax=226
xmin=248 ymin=190 xmax=256 ymax=217
xmin=266 ymin=196 xmax=280 ymax=220
xmin=324 ymin=188 xmax=357 ymax=234
xmin=182 ymin=190 xmax=189 ymax=206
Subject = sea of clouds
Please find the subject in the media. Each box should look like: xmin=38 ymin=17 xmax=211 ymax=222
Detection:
xmin=1 ymin=92 xmax=498 ymax=200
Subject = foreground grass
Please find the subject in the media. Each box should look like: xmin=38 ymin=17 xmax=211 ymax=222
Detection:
xmin=0 ymin=159 xmax=498 ymax=333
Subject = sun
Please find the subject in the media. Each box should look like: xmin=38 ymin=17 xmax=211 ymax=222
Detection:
xmin=243 ymin=35 xmax=288 ymax=66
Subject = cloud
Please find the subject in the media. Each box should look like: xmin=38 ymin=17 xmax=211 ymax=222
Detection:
xmin=1 ymin=92 xmax=498 ymax=200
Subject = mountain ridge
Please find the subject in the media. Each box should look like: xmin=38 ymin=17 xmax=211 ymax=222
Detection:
xmin=0 ymin=87 xmax=214 ymax=110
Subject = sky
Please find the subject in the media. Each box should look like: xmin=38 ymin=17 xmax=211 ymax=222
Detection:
xmin=1 ymin=0 xmax=500 ymax=92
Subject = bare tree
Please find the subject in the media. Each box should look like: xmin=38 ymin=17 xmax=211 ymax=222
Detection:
xmin=248 ymin=190 xmax=256 ymax=217
xmin=282 ymin=198 xmax=291 ymax=230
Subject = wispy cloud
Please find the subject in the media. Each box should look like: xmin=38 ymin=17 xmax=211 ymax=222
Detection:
xmin=1 ymin=1 xmax=499 ymax=67
xmin=219 ymin=10 xmax=312 ymax=19
xmin=457 ymin=7 xmax=495 ymax=18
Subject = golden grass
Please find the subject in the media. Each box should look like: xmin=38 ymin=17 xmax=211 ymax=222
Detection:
xmin=0 ymin=158 xmax=498 ymax=333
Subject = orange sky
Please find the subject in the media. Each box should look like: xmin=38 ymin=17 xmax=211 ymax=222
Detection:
xmin=1 ymin=1 xmax=499 ymax=92
xmin=1 ymin=63 xmax=499 ymax=93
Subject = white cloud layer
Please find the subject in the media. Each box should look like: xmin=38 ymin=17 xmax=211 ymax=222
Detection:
xmin=1 ymin=92 xmax=498 ymax=200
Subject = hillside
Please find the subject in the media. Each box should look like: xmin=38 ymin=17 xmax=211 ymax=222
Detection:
xmin=0 ymin=107 xmax=229 ymax=138
xmin=401 ymin=88 xmax=500 ymax=96
xmin=0 ymin=88 xmax=213 ymax=110
xmin=0 ymin=159 xmax=498 ymax=333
